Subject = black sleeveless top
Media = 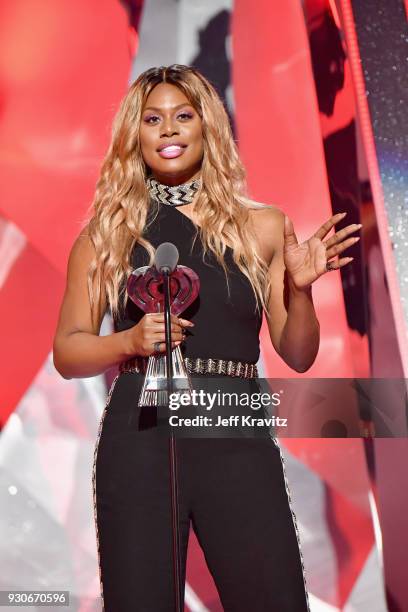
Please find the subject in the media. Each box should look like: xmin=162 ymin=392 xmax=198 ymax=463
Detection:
xmin=113 ymin=202 xmax=263 ymax=363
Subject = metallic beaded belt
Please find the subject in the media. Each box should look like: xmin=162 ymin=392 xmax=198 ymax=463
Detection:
xmin=119 ymin=356 xmax=259 ymax=379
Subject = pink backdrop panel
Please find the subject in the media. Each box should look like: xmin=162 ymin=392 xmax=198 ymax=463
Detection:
xmin=0 ymin=0 xmax=138 ymax=422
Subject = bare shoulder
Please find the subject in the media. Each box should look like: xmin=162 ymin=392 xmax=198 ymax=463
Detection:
xmin=67 ymin=226 xmax=105 ymax=306
xmin=65 ymin=223 xmax=100 ymax=305
xmin=242 ymin=198 xmax=285 ymax=264
xmin=54 ymin=222 xmax=106 ymax=339
xmin=68 ymin=223 xmax=95 ymax=267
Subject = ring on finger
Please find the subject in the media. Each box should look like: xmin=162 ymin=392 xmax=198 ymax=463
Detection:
xmin=153 ymin=341 xmax=162 ymax=352
xmin=326 ymin=261 xmax=336 ymax=272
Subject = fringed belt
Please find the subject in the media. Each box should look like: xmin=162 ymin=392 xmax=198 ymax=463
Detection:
xmin=119 ymin=356 xmax=259 ymax=379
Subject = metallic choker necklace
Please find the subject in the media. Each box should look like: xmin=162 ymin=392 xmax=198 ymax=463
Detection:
xmin=146 ymin=176 xmax=201 ymax=207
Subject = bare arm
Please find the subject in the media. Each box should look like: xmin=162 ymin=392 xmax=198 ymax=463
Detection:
xmin=52 ymin=230 xmax=132 ymax=379
xmin=53 ymin=230 xmax=191 ymax=379
xmin=250 ymin=207 xmax=320 ymax=373
xmin=267 ymin=241 xmax=320 ymax=372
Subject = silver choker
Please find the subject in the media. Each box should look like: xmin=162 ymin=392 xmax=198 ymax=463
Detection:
xmin=146 ymin=176 xmax=201 ymax=206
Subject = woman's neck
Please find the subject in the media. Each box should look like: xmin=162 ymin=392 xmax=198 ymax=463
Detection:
xmin=149 ymin=169 xmax=201 ymax=187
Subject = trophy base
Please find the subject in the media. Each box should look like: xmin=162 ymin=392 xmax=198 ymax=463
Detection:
xmin=138 ymin=346 xmax=194 ymax=407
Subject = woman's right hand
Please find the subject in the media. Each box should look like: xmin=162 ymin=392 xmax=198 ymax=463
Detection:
xmin=126 ymin=313 xmax=194 ymax=357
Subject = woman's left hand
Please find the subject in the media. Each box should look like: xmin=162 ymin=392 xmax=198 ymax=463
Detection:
xmin=283 ymin=212 xmax=362 ymax=290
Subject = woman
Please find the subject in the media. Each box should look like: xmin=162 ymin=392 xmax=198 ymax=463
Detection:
xmin=53 ymin=64 xmax=361 ymax=611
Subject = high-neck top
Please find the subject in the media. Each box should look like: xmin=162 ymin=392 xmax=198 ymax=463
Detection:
xmin=113 ymin=202 xmax=263 ymax=363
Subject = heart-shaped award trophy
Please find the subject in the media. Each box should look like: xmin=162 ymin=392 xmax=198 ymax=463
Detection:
xmin=127 ymin=245 xmax=199 ymax=407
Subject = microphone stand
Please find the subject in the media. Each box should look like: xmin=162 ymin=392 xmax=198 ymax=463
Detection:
xmin=163 ymin=269 xmax=184 ymax=612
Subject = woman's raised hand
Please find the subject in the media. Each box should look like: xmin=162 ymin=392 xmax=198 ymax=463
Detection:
xmin=283 ymin=212 xmax=362 ymax=290
xmin=127 ymin=313 xmax=194 ymax=357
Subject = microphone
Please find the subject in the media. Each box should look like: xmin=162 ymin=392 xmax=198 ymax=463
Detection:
xmin=154 ymin=242 xmax=179 ymax=275
xmin=134 ymin=238 xmax=188 ymax=612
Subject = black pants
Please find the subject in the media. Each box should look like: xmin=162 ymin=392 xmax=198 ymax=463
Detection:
xmin=92 ymin=373 xmax=310 ymax=611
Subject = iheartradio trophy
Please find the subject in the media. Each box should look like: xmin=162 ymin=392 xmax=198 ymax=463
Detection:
xmin=127 ymin=243 xmax=200 ymax=407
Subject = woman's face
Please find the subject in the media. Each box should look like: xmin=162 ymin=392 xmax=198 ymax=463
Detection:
xmin=139 ymin=83 xmax=204 ymax=186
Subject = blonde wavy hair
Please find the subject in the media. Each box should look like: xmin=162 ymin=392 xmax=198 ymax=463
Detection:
xmin=84 ymin=64 xmax=270 ymax=326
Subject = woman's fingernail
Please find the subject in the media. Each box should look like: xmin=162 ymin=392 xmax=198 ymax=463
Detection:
xmin=175 ymin=341 xmax=181 ymax=346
